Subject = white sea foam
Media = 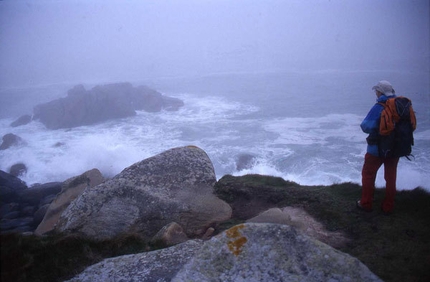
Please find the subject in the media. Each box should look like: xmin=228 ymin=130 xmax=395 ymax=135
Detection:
xmin=263 ymin=114 xmax=363 ymax=145
xmin=1 ymin=72 xmax=429 ymax=191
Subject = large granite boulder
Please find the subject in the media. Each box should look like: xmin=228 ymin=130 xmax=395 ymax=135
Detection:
xmin=35 ymin=169 xmax=104 ymax=236
xmin=173 ymin=223 xmax=382 ymax=281
xmin=66 ymin=240 xmax=204 ymax=282
xmin=33 ymin=83 xmax=184 ymax=129
xmin=56 ymin=146 xmax=232 ymax=240
xmin=67 ymin=223 xmax=381 ymax=281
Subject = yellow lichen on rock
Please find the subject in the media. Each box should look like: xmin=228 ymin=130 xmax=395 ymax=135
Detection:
xmin=226 ymin=224 xmax=248 ymax=256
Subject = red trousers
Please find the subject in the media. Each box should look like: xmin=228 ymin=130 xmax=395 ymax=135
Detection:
xmin=361 ymin=153 xmax=399 ymax=213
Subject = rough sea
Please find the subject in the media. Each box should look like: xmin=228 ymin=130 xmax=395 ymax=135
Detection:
xmin=1 ymin=70 xmax=429 ymax=190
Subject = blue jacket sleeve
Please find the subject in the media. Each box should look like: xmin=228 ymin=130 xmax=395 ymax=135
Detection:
xmin=360 ymin=103 xmax=384 ymax=134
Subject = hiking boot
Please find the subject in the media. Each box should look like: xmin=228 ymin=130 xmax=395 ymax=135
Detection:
xmin=356 ymin=200 xmax=372 ymax=212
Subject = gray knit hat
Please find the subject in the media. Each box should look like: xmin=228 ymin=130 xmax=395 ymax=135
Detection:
xmin=372 ymin=80 xmax=395 ymax=95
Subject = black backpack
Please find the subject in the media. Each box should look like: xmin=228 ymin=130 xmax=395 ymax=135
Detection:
xmin=378 ymin=97 xmax=417 ymax=159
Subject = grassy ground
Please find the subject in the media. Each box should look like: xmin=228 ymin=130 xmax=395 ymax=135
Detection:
xmin=2 ymin=174 xmax=430 ymax=281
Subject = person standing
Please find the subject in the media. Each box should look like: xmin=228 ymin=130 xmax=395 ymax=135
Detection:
xmin=358 ymin=80 xmax=399 ymax=214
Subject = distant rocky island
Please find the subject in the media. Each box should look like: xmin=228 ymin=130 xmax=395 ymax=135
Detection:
xmin=10 ymin=82 xmax=184 ymax=129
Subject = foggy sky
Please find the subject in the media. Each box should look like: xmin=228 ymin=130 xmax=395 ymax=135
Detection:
xmin=0 ymin=0 xmax=429 ymax=87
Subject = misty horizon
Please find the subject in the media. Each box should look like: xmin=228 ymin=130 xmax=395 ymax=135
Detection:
xmin=0 ymin=0 xmax=429 ymax=87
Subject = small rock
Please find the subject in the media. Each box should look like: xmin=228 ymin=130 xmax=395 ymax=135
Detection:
xmin=9 ymin=163 xmax=27 ymax=177
xmin=0 ymin=133 xmax=24 ymax=150
xmin=151 ymin=222 xmax=189 ymax=246
xmin=10 ymin=114 xmax=32 ymax=127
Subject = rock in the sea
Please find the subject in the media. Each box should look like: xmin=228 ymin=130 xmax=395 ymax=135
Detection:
xmin=33 ymin=83 xmax=184 ymax=129
xmin=0 ymin=133 xmax=24 ymax=150
xmin=235 ymin=153 xmax=257 ymax=171
xmin=56 ymin=146 xmax=232 ymax=240
xmin=66 ymin=240 xmax=204 ymax=282
xmin=35 ymin=169 xmax=104 ymax=236
xmin=9 ymin=163 xmax=27 ymax=178
xmin=173 ymin=223 xmax=382 ymax=282
xmin=10 ymin=114 xmax=32 ymax=127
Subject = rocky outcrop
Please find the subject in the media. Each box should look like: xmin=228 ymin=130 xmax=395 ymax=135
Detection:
xmin=0 ymin=133 xmax=24 ymax=150
xmin=56 ymin=146 xmax=232 ymax=240
xmin=0 ymin=170 xmax=27 ymax=203
xmin=33 ymin=83 xmax=184 ymax=129
xmin=35 ymin=169 xmax=104 ymax=236
xmin=0 ymin=171 xmax=62 ymax=234
xmin=173 ymin=223 xmax=382 ymax=281
xmin=68 ymin=223 xmax=382 ymax=282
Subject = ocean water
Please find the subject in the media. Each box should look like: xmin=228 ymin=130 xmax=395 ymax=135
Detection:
xmin=1 ymin=70 xmax=429 ymax=190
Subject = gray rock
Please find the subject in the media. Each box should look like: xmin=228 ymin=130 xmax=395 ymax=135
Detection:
xmin=0 ymin=217 xmax=34 ymax=232
xmin=0 ymin=203 xmax=20 ymax=218
xmin=56 ymin=146 xmax=232 ymax=240
xmin=19 ymin=182 xmax=62 ymax=206
xmin=33 ymin=83 xmax=184 ymax=129
xmin=0 ymin=170 xmax=27 ymax=203
xmin=10 ymin=114 xmax=32 ymax=127
xmin=66 ymin=239 xmax=204 ymax=282
xmin=38 ymin=194 xmax=57 ymax=207
xmin=235 ymin=153 xmax=257 ymax=171
xmin=2 ymin=211 xmax=20 ymax=220
xmin=151 ymin=222 xmax=189 ymax=247
xmin=247 ymin=207 xmax=350 ymax=249
xmin=0 ymin=133 xmax=24 ymax=150
xmin=9 ymin=163 xmax=27 ymax=178
xmin=21 ymin=205 xmax=36 ymax=217
xmin=35 ymin=169 xmax=104 ymax=236
xmin=173 ymin=223 xmax=382 ymax=282
xmin=33 ymin=204 xmax=50 ymax=227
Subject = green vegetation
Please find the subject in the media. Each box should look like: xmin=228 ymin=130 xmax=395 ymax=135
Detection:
xmin=2 ymin=174 xmax=430 ymax=282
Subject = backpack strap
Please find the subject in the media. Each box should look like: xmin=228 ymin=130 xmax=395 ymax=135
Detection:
xmin=378 ymin=98 xmax=396 ymax=136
